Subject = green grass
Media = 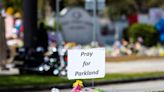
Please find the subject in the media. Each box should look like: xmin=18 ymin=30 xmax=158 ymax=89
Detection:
xmin=96 ymin=72 xmax=164 ymax=82
xmin=0 ymin=75 xmax=72 ymax=87
xmin=1 ymin=72 xmax=164 ymax=88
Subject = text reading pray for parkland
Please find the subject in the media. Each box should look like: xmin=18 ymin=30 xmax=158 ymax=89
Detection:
xmin=74 ymin=51 xmax=99 ymax=77
xmin=67 ymin=48 xmax=105 ymax=79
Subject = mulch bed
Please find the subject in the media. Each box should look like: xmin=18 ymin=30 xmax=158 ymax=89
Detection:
xmin=106 ymin=55 xmax=164 ymax=62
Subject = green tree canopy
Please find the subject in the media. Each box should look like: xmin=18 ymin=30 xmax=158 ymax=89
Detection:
xmin=2 ymin=0 xmax=23 ymax=12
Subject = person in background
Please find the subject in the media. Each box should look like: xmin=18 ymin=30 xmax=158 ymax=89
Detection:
xmin=36 ymin=22 xmax=48 ymax=52
xmin=5 ymin=7 xmax=15 ymax=39
xmin=4 ymin=7 xmax=18 ymax=65
xmin=14 ymin=12 xmax=23 ymax=39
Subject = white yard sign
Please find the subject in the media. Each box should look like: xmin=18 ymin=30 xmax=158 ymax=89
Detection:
xmin=67 ymin=48 xmax=105 ymax=80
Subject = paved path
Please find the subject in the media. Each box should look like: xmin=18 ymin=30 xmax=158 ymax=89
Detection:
xmin=0 ymin=68 xmax=19 ymax=75
xmin=58 ymin=80 xmax=164 ymax=92
xmin=1 ymin=58 xmax=164 ymax=75
xmin=28 ymin=80 xmax=164 ymax=92
xmin=0 ymin=63 xmax=19 ymax=75
xmin=98 ymin=80 xmax=164 ymax=92
xmin=106 ymin=58 xmax=164 ymax=73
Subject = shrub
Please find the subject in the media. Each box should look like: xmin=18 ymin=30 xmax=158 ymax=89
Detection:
xmin=128 ymin=23 xmax=159 ymax=47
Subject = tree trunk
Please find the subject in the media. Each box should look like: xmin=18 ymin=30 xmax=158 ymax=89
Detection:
xmin=23 ymin=0 xmax=38 ymax=49
xmin=0 ymin=16 xmax=7 ymax=67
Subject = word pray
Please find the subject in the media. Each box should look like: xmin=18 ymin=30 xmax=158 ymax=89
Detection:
xmin=81 ymin=52 xmax=93 ymax=57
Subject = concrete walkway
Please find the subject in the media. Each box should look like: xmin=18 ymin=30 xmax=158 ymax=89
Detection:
xmin=61 ymin=80 xmax=164 ymax=92
xmin=0 ymin=68 xmax=19 ymax=75
xmin=20 ymin=80 xmax=164 ymax=92
xmin=0 ymin=64 xmax=19 ymax=75
xmin=106 ymin=58 xmax=164 ymax=73
xmin=1 ymin=58 xmax=164 ymax=75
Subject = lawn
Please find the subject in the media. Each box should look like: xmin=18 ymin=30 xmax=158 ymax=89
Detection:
xmin=0 ymin=72 xmax=164 ymax=88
